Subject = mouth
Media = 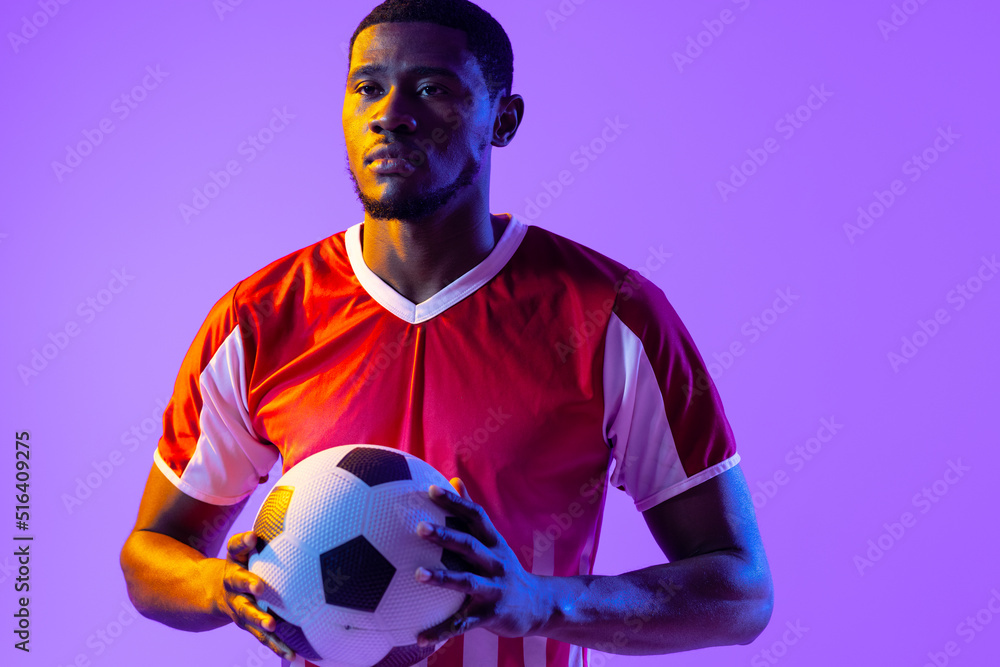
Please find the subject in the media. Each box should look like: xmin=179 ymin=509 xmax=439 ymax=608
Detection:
xmin=368 ymin=158 xmax=417 ymax=175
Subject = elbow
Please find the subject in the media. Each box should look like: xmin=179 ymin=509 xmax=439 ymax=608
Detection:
xmin=735 ymin=569 xmax=774 ymax=645
xmin=737 ymin=589 xmax=774 ymax=645
xmin=119 ymin=532 xmax=152 ymax=620
xmin=119 ymin=532 xmax=135 ymax=590
xmin=119 ymin=534 xmax=141 ymax=610
xmin=715 ymin=546 xmax=773 ymax=646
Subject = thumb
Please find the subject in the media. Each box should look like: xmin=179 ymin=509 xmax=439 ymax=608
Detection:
xmin=449 ymin=477 xmax=470 ymax=500
xmin=227 ymin=531 xmax=258 ymax=562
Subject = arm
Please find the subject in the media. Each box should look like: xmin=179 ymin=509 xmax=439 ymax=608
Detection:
xmin=119 ymin=462 xmax=295 ymax=659
xmin=415 ymin=465 xmax=773 ymax=654
xmin=416 ymin=272 xmax=771 ymax=651
xmin=536 ymin=463 xmax=774 ymax=654
xmin=534 ymin=269 xmax=773 ymax=652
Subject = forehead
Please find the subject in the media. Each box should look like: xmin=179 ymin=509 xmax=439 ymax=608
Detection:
xmin=348 ymin=21 xmax=482 ymax=81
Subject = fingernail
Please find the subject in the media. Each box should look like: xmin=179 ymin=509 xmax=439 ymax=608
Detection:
xmin=429 ymin=485 xmax=444 ymax=497
xmin=416 ymin=522 xmax=432 ymax=536
xmin=415 ymin=567 xmax=432 ymax=582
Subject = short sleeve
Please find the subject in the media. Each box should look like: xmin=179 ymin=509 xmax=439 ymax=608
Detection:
xmin=602 ymin=269 xmax=740 ymax=512
xmin=154 ymin=281 xmax=280 ymax=505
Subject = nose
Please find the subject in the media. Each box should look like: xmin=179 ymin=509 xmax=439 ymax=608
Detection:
xmin=368 ymin=86 xmax=417 ymax=135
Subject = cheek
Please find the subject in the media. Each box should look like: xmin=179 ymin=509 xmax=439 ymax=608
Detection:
xmin=343 ymin=106 xmax=366 ymax=142
xmin=342 ymin=127 xmax=366 ymax=164
xmin=341 ymin=103 xmax=354 ymax=131
xmin=442 ymin=106 xmax=465 ymax=131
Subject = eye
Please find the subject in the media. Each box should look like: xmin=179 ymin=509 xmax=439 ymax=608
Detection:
xmin=357 ymin=84 xmax=380 ymax=96
xmin=419 ymin=85 xmax=443 ymax=96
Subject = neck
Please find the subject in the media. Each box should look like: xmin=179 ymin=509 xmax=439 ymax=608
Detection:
xmin=360 ymin=203 xmax=507 ymax=304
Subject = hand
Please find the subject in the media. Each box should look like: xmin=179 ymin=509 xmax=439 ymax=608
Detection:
xmin=414 ymin=478 xmax=550 ymax=647
xmin=215 ymin=531 xmax=296 ymax=662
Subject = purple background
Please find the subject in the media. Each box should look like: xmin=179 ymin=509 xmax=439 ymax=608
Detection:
xmin=3 ymin=0 xmax=999 ymax=665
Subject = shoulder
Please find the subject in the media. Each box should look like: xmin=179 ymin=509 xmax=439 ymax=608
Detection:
xmin=514 ymin=221 xmax=682 ymax=334
xmin=233 ymin=229 xmax=351 ymax=309
xmin=512 ymin=219 xmax=633 ymax=292
xmin=612 ymin=268 xmax=680 ymax=333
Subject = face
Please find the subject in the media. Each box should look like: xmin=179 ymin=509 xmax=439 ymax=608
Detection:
xmin=343 ymin=21 xmax=500 ymax=221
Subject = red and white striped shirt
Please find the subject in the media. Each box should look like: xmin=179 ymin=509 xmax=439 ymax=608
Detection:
xmin=155 ymin=212 xmax=740 ymax=667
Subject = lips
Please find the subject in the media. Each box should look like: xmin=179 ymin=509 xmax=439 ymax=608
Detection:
xmin=365 ymin=143 xmax=422 ymax=175
xmin=369 ymin=158 xmax=416 ymax=175
xmin=366 ymin=144 xmax=418 ymax=164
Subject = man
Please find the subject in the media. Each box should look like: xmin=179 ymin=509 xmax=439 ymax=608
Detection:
xmin=119 ymin=1 xmax=774 ymax=665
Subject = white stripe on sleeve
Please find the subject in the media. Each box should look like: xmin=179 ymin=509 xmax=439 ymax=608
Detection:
xmin=155 ymin=324 xmax=278 ymax=505
xmin=601 ymin=313 xmax=689 ymax=512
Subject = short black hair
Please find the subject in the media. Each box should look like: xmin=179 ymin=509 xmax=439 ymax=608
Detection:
xmin=348 ymin=0 xmax=514 ymax=105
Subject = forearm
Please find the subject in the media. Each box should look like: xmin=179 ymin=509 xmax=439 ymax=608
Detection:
xmin=535 ymin=549 xmax=773 ymax=655
xmin=120 ymin=529 xmax=229 ymax=632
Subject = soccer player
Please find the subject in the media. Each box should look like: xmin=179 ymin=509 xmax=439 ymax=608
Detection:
xmin=119 ymin=1 xmax=774 ymax=665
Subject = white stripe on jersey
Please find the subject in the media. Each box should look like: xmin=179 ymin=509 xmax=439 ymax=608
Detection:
xmin=524 ymin=528 xmax=556 ymax=667
xmin=569 ymin=471 xmax=607 ymax=667
xmin=154 ymin=324 xmax=278 ymax=505
xmin=602 ymin=311 xmax=684 ymax=511
xmin=462 ymin=627 xmax=498 ymax=667
xmin=602 ymin=313 xmax=740 ymax=512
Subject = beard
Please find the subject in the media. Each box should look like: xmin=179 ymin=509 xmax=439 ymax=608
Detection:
xmin=346 ymin=141 xmax=487 ymax=221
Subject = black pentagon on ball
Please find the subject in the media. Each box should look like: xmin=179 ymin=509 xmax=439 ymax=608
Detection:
xmin=254 ymin=486 xmax=294 ymax=552
xmin=337 ymin=447 xmax=411 ymax=486
xmin=268 ymin=608 xmax=322 ymax=661
xmin=320 ymin=535 xmax=396 ymax=612
xmin=371 ymin=642 xmax=439 ymax=667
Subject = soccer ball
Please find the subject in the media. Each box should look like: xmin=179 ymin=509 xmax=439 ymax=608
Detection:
xmin=247 ymin=444 xmax=468 ymax=667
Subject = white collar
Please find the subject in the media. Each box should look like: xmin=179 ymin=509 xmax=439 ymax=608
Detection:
xmin=345 ymin=214 xmax=527 ymax=324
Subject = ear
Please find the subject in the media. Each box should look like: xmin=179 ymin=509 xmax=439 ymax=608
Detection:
xmin=492 ymin=93 xmax=524 ymax=148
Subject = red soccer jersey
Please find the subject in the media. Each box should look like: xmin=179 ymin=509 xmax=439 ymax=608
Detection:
xmin=155 ymin=213 xmax=740 ymax=667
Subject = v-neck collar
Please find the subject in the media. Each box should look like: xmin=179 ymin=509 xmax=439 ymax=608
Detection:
xmin=345 ymin=213 xmax=527 ymax=324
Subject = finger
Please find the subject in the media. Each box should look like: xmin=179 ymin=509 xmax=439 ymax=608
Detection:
xmin=416 ymin=522 xmax=496 ymax=574
xmin=223 ymin=560 xmax=266 ymax=598
xmin=227 ymin=531 xmax=258 ymax=562
xmin=244 ymin=619 xmax=297 ymax=662
xmin=449 ymin=477 xmax=470 ymax=499
xmin=231 ymin=593 xmax=277 ymax=633
xmin=428 ymin=486 xmax=499 ymax=547
xmin=233 ymin=596 xmax=296 ymax=662
xmin=415 ymin=566 xmax=492 ymax=596
xmin=417 ymin=599 xmax=479 ymax=647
